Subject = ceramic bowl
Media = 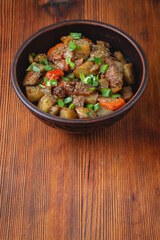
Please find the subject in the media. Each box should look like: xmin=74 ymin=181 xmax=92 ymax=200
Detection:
xmin=11 ymin=20 xmax=148 ymax=133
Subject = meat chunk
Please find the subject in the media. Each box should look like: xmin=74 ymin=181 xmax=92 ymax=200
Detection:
xmin=105 ymin=60 xmax=123 ymax=93
xmin=121 ymin=86 xmax=133 ymax=101
xmin=23 ymin=71 xmax=41 ymax=86
xmin=90 ymin=44 xmax=110 ymax=60
xmin=53 ymin=81 xmax=75 ymax=98
xmin=53 ymin=85 xmax=66 ymax=98
xmin=73 ymin=95 xmax=85 ymax=108
xmin=74 ymin=82 xmax=93 ymax=96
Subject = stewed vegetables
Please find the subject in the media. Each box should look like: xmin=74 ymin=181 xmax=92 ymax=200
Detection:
xmin=23 ymin=33 xmax=135 ymax=119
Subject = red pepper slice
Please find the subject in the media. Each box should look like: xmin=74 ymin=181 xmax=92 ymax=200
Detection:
xmin=45 ymin=69 xmax=64 ymax=80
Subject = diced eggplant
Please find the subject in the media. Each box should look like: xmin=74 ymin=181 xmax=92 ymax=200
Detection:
xmin=96 ymin=106 xmax=113 ymax=117
xmin=76 ymin=107 xmax=96 ymax=119
xmin=38 ymin=95 xmax=56 ymax=112
xmin=74 ymin=39 xmax=90 ymax=60
xmin=73 ymin=61 xmax=93 ymax=78
xmin=84 ymin=92 xmax=98 ymax=104
xmin=74 ymin=82 xmax=93 ymax=96
xmin=59 ymin=107 xmax=78 ymax=119
xmin=123 ymin=63 xmax=135 ymax=85
xmin=23 ymin=71 xmax=41 ymax=86
xmin=26 ymin=86 xmax=44 ymax=102
xmin=121 ymin=86 xmax=133 ymax=101
xmin=73 ymin=95 xmax=85 ymax=108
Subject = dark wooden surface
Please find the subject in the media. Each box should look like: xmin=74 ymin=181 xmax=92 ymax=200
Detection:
xmin=0 ymin=0 xmax=160 ymax=239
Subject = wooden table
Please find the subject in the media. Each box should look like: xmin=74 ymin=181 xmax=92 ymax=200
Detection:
xmin=0 ymin=0 xmax=160 ymax=239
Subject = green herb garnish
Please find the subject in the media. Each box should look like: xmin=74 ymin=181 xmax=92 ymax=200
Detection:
xmin=89 ymin=87 xmax=95 ymax=91
xmin=94 ymin=103 xmax=100 ymax=112
xmin=57 ymin=99 xmax=64 ymax=107
xmin=44 ymin=65 xmax=53 ymax=72
xmin=70 ymin=32 xmax=82 ymax=40
xmin=39 ymin=83 xmax=45 ymax=88
xmin=70 ymin=73 xmax=75 ymax=79
xmin=100 ymin=64 xmax=109 ymax=73
xmin=69 ymin=41 xmax=81 ymax=51
xmin=65 ymin=57 xmax=75 ymax=68
xmin=44 ymin=77 xmax=48 ymax=84
xmin=87 ymin=57 xmax=102 ymax=64
xmin=49 ymin=79 xmax=58 ymax=86
xmin=39 ymin=59 xmax=48 ymax=65
xmin=62 ymin=76 xmax=69 ymax=82
xmin=31 ymin=52 xmax=36 ymax=58
xmin=86 ymin=104 xmax=94 ymax=109
xmin=86 ymin=111 xmax=92 ymax=117
xmin=30 ymin=63 xmax=41 ymax=72
xmin=64 ymin=96 xmax=73 ymax=104
xmin=102 ymin=88 xmax=111 ymax=97
xmin=111 ymin=94 xmax=121 ymax=99
xmin=79 ymin=72 xmax=85 ymax=81
xmin=68 ymin=103 xmax=75 ymax=109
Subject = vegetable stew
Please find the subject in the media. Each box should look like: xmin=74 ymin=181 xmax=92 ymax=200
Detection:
xmin=23 ymin=33 xmax=135 ymax=119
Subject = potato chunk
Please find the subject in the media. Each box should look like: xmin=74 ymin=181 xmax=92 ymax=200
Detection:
xmin=98 ymin=78 xmax=109 ymax=92
xmin=26 ymin=86 xmax=44 ymax=102
xmin=74 ymin=39 xmax=90 ymax=59
xmin=76 ymin=107 xmax=96 ymax=119
xmin=49 ymin=105 xmax=60 ymax=116
xmin=84 ymin=93 xmax=98 ymax=104
xmin=114 ymin=51 xmax=126 ymax=65
xmin=74 ymin=61 xmax=93 ymax=78
xmin=96 ymin=106 xmax=113 ymax=117
xmin=123 ymin=63 xmax=135 ymax=85
xmin=59 ymin=107 xmax=78 ymax=119
xmin=38 ymin=95 xmax=56 ymax=112
xmin=121 ymin=86 xmax=133 ymax=101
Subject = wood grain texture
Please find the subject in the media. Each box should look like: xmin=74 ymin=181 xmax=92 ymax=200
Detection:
xmin=0 ymin=0 xmax=160 ymax=239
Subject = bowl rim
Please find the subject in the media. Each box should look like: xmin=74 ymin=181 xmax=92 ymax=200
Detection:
xmin=11 ymin=19 xmax=148 ymax=124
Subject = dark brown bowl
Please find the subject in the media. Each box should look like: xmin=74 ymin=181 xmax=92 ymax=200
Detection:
xmin=11 ymin=20 xmax=148 ymax=134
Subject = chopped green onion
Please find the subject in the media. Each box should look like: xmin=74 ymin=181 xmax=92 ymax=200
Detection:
xmin=46 ymin=110 xmax=50 ymax=114
xmin=39 ymin=59 xmax=48 ymax=65
xmin=44 ymin=65 xmax=53 ymax=72
xmin=102 ymin=88 xmax=111 ymax=97
xmin=39 ymin=83 xmax=45 ymax=88
xmin=82 ymin=75 xmax=92 ymax=84
xmin=111 ymin=94 xmax=121 ymax=99
xmin=100 ymin=64 xmax=109 ymax=73
xmin=30 ymin=63 xmax=40 ymax=72
xmin=69 ymin=41 xmax=81 ymax=51
xmin=70 ymin=32 xmax=82 ymax=40
xmin=94 ymin=103 xmax=100 ymax=112
xmin=65 ymin=57 xmax=71 ymax=65
xmin=87 ymin=58 xmax=94 ymax=62
xmin=89 ymin=87 xmax=95 ymax=91
xmin=86 ymin=111 xmax=92 ymax=117
xmin=31 ymin=52 xmax=36 ymax=58
xmin=57 ymin=99 xmax=64 ymax=107
xmin=44 ymin=77 xmax=48 ymax=84
xmin=49 ymin=79 xmax=57 ymax=86
xmin=92 ymin=75 xmax=99 ymax=86
xmin=64 ymin=96 xmax=73 ymax=104
xmin=79 ymin=72 xmax=85 ymax=81
xmin=62 ymin=76 xmax=69 ymax=82
xmin=87 ymin=57 xmax=102 ymax=64
xmin=65 ymin=57 xmax=75 ymax=68
xmin=70 ymin=73 xmax=75 ymax=79
xmin=86 ymin=104 xmax=94 ymax=109
xmin=68 ymin=103 xmax=75 ymax=109
xmin=70 ymin=62 xmax=75 ymax=68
